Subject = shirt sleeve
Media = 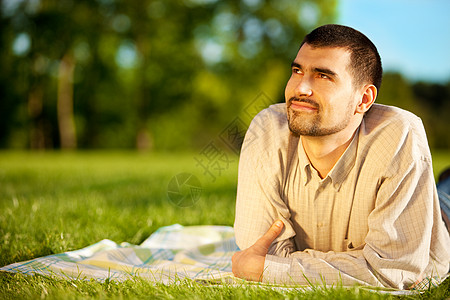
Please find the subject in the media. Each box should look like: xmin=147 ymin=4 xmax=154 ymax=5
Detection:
xmin=234 ymin=107 xmax=298 ymax=256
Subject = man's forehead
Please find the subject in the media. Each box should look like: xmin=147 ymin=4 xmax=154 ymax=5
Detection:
xmin=296 ymin=44 xmax=350 ymax=59
xmin=293 ymin=44 xmax=351 ymax=70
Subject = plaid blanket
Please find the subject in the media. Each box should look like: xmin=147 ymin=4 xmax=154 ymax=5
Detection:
xmin=0 ymin=224 xmax=238 ymax=284
xmin=0 ymin=224 xmax=446 ymax=293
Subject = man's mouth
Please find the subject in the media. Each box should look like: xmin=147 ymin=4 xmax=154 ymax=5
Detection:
xmin=289 ymin=98 xmax=319 ymax=111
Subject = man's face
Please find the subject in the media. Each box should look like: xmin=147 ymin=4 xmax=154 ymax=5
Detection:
xmin=285 ymin=43 xmax=360 ymax=136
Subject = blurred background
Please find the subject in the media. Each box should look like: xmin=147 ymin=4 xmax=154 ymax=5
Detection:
xmin=1 ymin=0 xmax=449 ymax=152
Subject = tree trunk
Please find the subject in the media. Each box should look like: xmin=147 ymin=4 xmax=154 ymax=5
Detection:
xmin=28 ymin=86 xmax=46 ymax=149
xmin=57 ymin=53 xmax=77 ymax=149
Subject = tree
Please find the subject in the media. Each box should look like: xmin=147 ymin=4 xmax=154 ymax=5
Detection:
xmin=0 ymin=0 xmax=338 ymax=150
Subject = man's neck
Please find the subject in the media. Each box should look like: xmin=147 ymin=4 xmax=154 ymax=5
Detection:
xmin=301 ymin=120 xmax=361 ymax=179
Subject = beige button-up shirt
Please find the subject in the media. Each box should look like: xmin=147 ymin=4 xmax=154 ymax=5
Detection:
xmin=234 ymin=103 xmax=450 ymax=289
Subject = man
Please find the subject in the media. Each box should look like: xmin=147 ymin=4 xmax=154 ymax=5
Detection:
xmin=232 ymin=24 xmax=450 ymax=289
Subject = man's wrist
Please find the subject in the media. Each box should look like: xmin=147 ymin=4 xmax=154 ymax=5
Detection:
xmin=262 ymin=254 xmax=294 ymax=284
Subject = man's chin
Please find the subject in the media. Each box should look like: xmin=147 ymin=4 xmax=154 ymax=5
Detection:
xmin=287 ymin=123 xmax=301 ymax=137
xmin=287 ymin=116 xmax=322 ymax=137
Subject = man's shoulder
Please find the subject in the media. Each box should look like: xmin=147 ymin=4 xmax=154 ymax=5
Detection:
xmin=253 ymin=103 xmax=287 ymax=121
xmin=364 ymin=103 xmax=427 ymax=142
xmin=248 ymin=103 xmax=288 ymax=134
xmin=365 ymin=104 xmax=422 ymax=127
xmin=362 ymin=103 xmax=431 ymax=162
xmin=243 ymin=103 xmax=291 ymax=154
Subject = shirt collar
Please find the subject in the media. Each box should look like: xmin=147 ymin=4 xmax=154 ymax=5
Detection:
xmin=297 ymin=137 xmax=312 ymax=185
xmin=327 ymin=128 xmax=359 ymax=191
xmin=297 ymin=128 xmax=359 ymax=191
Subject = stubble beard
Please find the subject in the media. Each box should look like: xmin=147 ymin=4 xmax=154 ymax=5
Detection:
xmin=287 ymin=108 xmax=321 ymax=136
xmin=286 ymin=98 xmax=353 ymax=137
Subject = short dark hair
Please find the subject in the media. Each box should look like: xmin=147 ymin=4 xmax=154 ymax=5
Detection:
xmin=301 ymin=24 xmax=382 ymax=90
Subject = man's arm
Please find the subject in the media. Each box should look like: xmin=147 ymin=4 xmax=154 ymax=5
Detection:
xmin=234 ymin=106 xmax=298 ymax=255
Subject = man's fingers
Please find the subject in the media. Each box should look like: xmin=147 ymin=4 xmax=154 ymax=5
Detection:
xmin=254 ymin=220 xmax=284 ymax=251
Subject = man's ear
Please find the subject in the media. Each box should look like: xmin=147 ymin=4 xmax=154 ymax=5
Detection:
xmin=355 ymin=84 xmax=377 ymax=114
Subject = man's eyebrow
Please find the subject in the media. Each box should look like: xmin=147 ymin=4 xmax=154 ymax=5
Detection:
xmin=291 ymin=62 xmax=302 ymax=69
xmin=314 ymin=67 xmax=337 ymax=77
xmin=291 ymin=62 xmax=338 ymax=78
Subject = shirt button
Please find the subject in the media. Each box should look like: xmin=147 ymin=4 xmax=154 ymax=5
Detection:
xmin=317 ymin=223 xmax=324 ymax=227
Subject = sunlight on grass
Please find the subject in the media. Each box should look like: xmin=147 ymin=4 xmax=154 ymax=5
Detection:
xmin=0 ymin=272 xmax=424 ymax=300
xmin=0 ymin=151 xmax=238 ymax=266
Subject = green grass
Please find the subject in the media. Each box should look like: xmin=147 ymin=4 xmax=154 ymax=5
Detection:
xmin=2 ymin=273 xmax=429 ymax=300
xmin=0 ymin=150 xmax=449 ymax=299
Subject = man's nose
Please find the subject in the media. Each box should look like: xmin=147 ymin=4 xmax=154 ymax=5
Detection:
xmin=294 ymin=77 xmax=313 ymax=97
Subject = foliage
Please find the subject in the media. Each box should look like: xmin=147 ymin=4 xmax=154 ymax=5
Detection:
xmin=0 ymin=0 xmax=337 ymax=150
xmin=1 ymin=151 xmax=449 ymax=299
xmin=2 ymin=1 xmax=448 ymax=151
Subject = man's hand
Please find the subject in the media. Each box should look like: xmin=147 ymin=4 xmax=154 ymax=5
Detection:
xmin=232 ymin=220 xmax=284 ymax=281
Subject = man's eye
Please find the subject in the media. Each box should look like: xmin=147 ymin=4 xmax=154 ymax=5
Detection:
xmin=318 ymin=73 xmax=329 ymax=79
xmin=292 ymin=68 xmax=302 ymax=74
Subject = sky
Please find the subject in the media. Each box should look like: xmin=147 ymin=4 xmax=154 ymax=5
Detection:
xmin=337 ymin=0 xmax=450 ymax=83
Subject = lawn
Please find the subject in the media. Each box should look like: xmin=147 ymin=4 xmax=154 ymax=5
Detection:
xmin=0 ymin=150 xmax=449 ymax=299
